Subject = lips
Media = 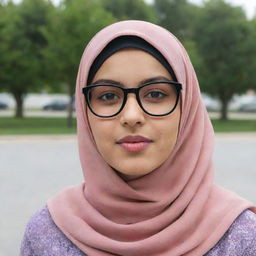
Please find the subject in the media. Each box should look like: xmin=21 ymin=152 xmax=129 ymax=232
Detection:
xmin=117 ymin=135 xmax=152 ymax=143
xmin=117 ymin=135 xmax=152 ymax=152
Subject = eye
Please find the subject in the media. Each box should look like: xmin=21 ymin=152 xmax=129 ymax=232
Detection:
xmin=145 ymin=90 xmax=167 ymax=99
xmin=99 ymin=92 xmax=119 ymax=101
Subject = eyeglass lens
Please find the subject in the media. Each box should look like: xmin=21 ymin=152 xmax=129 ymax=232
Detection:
xmin=87 ymin=82 xmax=178 ymax=117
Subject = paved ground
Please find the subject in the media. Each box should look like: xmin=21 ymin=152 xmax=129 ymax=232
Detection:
xmin=0 ymin=133 xmax=256 ymax=255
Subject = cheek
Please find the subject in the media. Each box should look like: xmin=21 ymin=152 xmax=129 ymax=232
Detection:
xmin=156 ymin=111 xmax=180 ymax=154
xmin=88 ymin=113 xmax=115 ymax=154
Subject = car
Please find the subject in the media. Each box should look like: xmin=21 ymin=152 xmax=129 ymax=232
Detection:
xmin=201 ymin=94 xmax=220 ymax=112
xmin=42 ymin=100 xmax=68 ymax=111
xmin=0 ymin=101 xmax=8 ymax=109
xmin=239 ymin=100 xmax=256 ymax=112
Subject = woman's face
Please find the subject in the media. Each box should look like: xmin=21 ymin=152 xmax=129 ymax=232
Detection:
xmin=88 ymin=49 xmax=181 ymax=179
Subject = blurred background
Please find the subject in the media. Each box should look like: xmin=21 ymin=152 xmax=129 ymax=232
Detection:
xmin=0 ymin=0 xmax=256 ymax=255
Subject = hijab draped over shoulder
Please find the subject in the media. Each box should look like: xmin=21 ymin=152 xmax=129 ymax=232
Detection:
xmin=47 ymin=20 xmax=256 ymax=256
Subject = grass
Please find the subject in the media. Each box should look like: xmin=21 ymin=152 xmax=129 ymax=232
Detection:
xmin=212 ymin=119 xmax=256 ymax=132
xmin=0 ymin=117 xmax=76 ymax=135
xmin=0 ymin=117 xmax=256 ymax=135
xmin=211 ymin=119 xmax=256 ymax=132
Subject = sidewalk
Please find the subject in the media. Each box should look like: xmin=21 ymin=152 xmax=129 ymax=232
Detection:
xmin=0 ymin=134 xmax=77 ymax=142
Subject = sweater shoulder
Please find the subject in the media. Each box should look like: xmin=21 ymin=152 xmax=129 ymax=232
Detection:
xmin=205 ymin=210 xmax=256 ymax=256
xmin=20 ymin=206 xmax=85 ymax=256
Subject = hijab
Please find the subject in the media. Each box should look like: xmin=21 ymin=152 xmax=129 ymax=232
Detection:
xmin=47 ymin=20 xmax=256 ymax=256
xmin=87 ymin=35 xmax=177 ymax=84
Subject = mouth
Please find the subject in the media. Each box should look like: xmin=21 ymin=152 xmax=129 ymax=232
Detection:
xmin=116 ymin=135 xmax=153 ymax=152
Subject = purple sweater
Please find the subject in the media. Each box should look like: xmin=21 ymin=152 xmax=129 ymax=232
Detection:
xmin=20 ymin=207 xmax=256 ymax=256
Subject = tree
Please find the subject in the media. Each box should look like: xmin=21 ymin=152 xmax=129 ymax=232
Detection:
xmin=101 ymin=0 xmax=157 ymax=22
xmin=194 ymin=0 xmax=252 ymax=120
xmin=42 ymin=0 xmax=115 ymax=127
xmin=154 ymin=0 xmax=201 ymax=42
xmin=246 ymin=17 xmax=256 ymax=92
xmin=153 ymin=0 xmax=203 ymax=78
xmin=0 ymin=0 xmax=53 ymax=118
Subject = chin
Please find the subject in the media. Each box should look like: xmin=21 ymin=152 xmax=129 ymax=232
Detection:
xmin=116 ymin=171 xmax=147 ymax=181
xmin=116 ymin=166 xmax=155 ymax=178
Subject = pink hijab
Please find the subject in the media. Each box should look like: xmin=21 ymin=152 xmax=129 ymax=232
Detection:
xmin=47 ymin=20 xmax=256 ymax=255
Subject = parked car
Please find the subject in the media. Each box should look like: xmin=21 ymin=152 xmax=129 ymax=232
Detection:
xmin=239 ymin=100 xmax=256 ymax=112
xmin=201 ymin=94 xmax=220 ymax=112
xmin=0 ymin=101 xmax=8 ymax=109
xmin=43 ymin=100 xmax=68 ymax=111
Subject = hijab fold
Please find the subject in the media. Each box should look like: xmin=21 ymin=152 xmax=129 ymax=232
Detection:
xmin=48 ymin=20 xmax=256 ymax=256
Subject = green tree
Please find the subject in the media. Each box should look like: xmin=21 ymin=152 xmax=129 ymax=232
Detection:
xmin=101 ymin=0 xmax=157 ymax=22
xmin=194 ymin=0 xmax=252 ymax=120
xmin=42 ymin=0 xmax=115 ymax=127
xmin=154 ymin=0 xmax=201 ymax=42
xmin=247 ymin=17 xmax=256 ymax=91
xmin=0 ymin=0 xmax=53 ymax=118
xmin=153 ymin=0 xmax=203 ymax=78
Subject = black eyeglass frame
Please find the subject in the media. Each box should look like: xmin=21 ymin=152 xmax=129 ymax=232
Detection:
xmin=82 ymin=81 xmax=182 ymax=118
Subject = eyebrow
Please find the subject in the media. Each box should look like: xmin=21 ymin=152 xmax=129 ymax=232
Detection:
xmin=139 ymin=76 xmax=172 ymax=84
xmin=91 ymin=79 xmax=122 ymax=86
xmin=91 ymin=76 xmax=172 ymax=87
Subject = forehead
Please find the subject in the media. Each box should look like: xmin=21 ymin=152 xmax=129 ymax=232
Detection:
xmin=92 ymin=49 xmax=172 ymax=85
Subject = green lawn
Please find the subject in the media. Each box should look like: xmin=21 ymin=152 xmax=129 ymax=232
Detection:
xmin=0 ymin=117 xmax=76 ymax=135
xmin=211 ymin=119 xmax=256 ymax=132
xmin=0 ymin=117 xmax=256 ymax=135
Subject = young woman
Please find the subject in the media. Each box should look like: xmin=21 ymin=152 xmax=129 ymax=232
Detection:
xmin=21 ymin=20 xmax=256 ymax=256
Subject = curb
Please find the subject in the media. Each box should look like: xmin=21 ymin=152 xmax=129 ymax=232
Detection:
xmin=215 ymin=132 xmax=256 ymax=140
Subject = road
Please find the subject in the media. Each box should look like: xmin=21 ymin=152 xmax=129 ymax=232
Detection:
xmin=0 ymin=134 xmax=255 ymax=255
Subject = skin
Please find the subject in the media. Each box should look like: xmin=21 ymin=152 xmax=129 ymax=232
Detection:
xmin=88 ymin=49 xmax=181 ymax=180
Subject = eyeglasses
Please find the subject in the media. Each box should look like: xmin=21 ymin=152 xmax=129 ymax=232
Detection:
xmin=82 ymin=81 xmax=182 ymax=118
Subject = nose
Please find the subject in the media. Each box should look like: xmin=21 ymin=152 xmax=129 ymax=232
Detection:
xmin=119 ymin=95 xmax=145 ymax=127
